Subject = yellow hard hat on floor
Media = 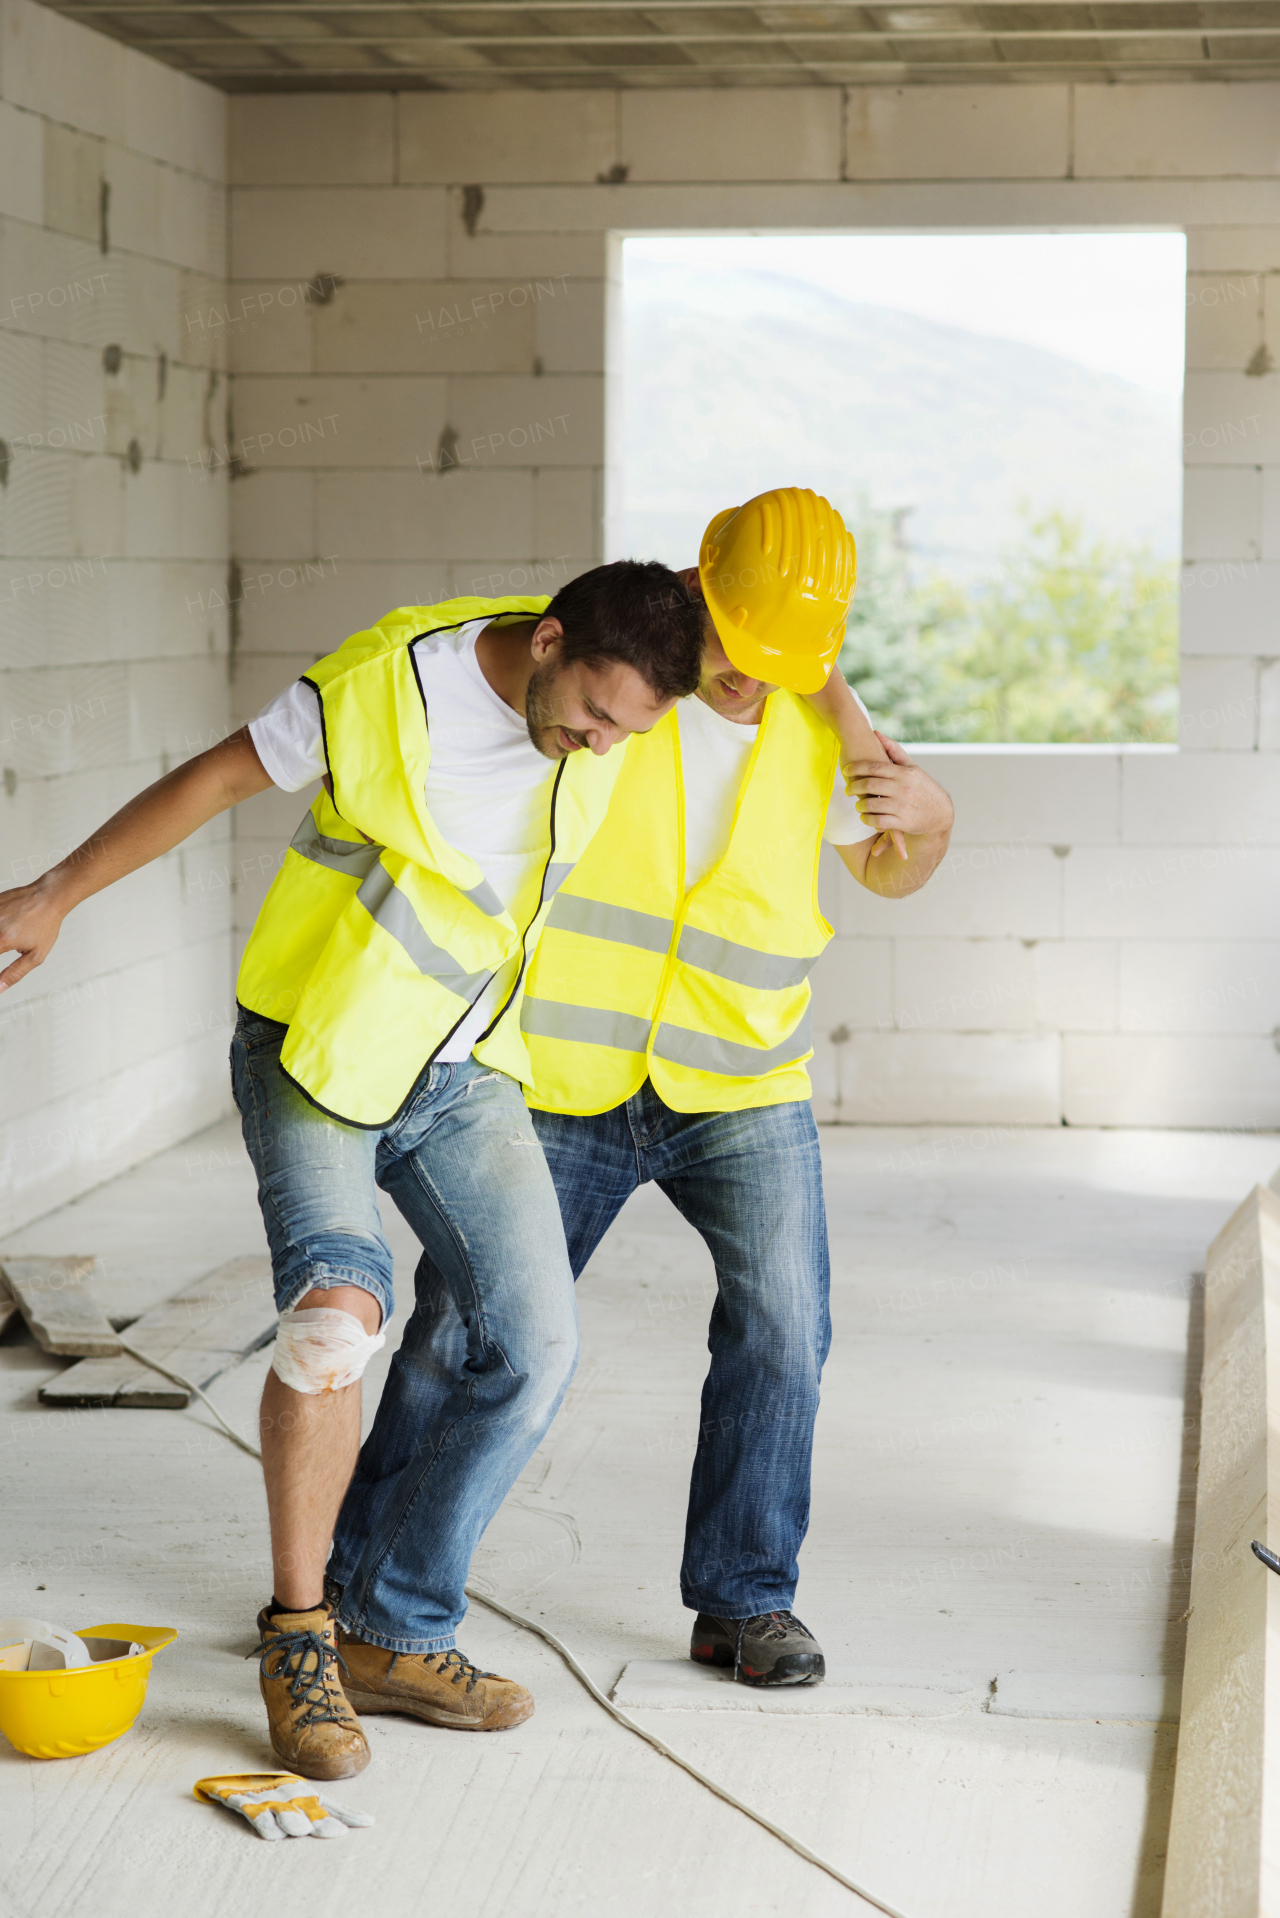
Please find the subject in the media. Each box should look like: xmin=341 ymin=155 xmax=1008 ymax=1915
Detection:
xmin=698 ymin=486 xmax=857 ymax=695
xmin=0 ymin=1622 xmax=176 ymax=1759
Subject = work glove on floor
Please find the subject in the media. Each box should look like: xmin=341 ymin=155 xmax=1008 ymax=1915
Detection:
xmin=194 ymin=1771 xmax=375 ymax=1840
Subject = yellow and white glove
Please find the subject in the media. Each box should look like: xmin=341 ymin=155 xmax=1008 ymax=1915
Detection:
xmin=194 ymin=1772 xmax=375 ymax=1841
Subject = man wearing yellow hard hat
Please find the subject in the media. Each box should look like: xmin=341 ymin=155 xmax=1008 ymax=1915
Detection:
xmin=398 ymin=487 xmax=954 ymax=1689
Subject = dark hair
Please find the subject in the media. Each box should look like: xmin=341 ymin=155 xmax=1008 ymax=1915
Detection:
xmin=545 ymin=560 xmax=703 ymax=702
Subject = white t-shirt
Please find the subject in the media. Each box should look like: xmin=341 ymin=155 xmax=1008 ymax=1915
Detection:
xmin=249 ymin=618 xmax=555 ymax=1062
xmin=249 ymin=626 xmax=875 ymax=1061
xmin=677 ymin=694 xmax=873 ymax=890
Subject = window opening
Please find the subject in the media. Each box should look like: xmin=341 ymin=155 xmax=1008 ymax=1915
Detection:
xmin=621 ymin=232 xmax=1186 ymax=744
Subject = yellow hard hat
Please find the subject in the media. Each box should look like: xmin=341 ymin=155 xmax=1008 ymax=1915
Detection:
xmin=698 ymin=487 xmax=857 ymax=696
xmin=0 ymin=1623 xmax=176 ymax=1759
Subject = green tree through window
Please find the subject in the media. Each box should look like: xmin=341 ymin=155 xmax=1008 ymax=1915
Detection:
xmin=840 ymin=509 xmax=1179 ymax=745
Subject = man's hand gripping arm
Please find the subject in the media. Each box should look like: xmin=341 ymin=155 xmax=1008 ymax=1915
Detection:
xmin=804 ymin=668 xmax=907 ymax=861
xmin=837 ymin=734 xmax=953 ymax=898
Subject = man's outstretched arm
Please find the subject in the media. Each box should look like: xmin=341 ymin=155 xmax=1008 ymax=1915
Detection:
xmin=0 ymin=727 xmax=272 ymax=991
xmin=834 ymin=734 xmax=954 ymax=899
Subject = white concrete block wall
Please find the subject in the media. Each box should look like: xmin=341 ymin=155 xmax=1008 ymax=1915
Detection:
xmin=220 ymin=80 xmax=1280 ymax=1129
xmin=0 ymin=0 xmax=230 ymax=1234
xmin=2 ymin=61 xmax=1274 ymax=1232
xmin=227 ymin=92 xmax=608 ymax=955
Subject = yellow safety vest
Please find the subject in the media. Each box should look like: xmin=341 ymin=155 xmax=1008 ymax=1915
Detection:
xmin=522 ymin=691 xmax=839 ymax=1116
xmin=236 ymin=598 xmax=623 ymax=1128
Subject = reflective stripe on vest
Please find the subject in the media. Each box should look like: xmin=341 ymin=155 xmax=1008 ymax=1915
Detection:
xmin=290 ymin=813 xmax=383 ymax=882
xmin=521 ymin=691 xmax=839 ymax=1117
xmin=521 ymin=997 xmax=814 ymax=1077
xmin=356 ymin=863 xmax=494 ymax=1001
xmin=287 ymin=810 xmax=498 ymax=1015
xmin=235 ymin=597 xmax=624 ymax=1127
xmin=548 ymin=894 xmax=672 ymax=955
xmin=542 ymin=893 xmax=814 ymax=991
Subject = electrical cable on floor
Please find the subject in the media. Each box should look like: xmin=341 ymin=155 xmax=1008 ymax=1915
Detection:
xmin=122 ymin=1340 xmax=910 ymax=1918
xmin=114 ymin=1338 xmax=265 ymax=1460
xmin=465 ymin=1584 xmax=911 ymax=1918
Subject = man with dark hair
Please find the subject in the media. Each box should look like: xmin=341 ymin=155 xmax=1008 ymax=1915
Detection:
xmin=0 ymin=565 xmax=704 ymax=1779
xmin=537 ymin=560 xmax=706 ymax=705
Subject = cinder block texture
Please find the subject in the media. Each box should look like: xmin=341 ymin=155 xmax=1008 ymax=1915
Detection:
xmin=1 ymin=0 xmax=226 ymax=182
xmin=875 ymin=936 xmax=1117 ymax=1037
xmin=1064 ymin=1034 xmax=1280 ymax=1127
xmin=223 ymin=281 xmax=314 ymax=376
xmin=400 ymin=91 xmax=617 ymax=186
xmin=445 ymin=232 xmax=608 ymax=284
xmin=231 ymin=374 xmax=446 ymax=470
xmin=449 ymin=554 xmax=579 ymax=600
xmin=0 ymin=1 xmax=232 ymax=1236
xmin=230 ymin=187 xmax=448 ymax=282
xmin=234 ymin=559 xmax=455 ymax=655
xmin=1183 ymin=465 xmax=1263 ymax=561
xmin=1187 ymin=228 xmax=1280 ymax=273
xmin=1265 ymin=281 xmax=1280 ymax=370
xmin=1032 ymin=940 xmax=1120 ymax=1032
xmin=845 ymin=86 xmax=1069 ymax=181
xmin=1260 ymin=659 xmax=1280 ymax=750
xmin=39 ymin=72 xmax=1260 ymax=1156
xmin=838 ymin=844 xmax=1063 ymax=941
xmin=1183 ymin=372 xmax=1280 ymax=466
xmin=229 ymin=95 xmax=393 ymax=187
xmin=1179 ymin=655 xmax=1259 ymax=750
xmin=1179 ymin=560 xmax=1280 ymax=657
xmin=1066 ymin=848 xmax=1280 ymax=941
xmin=829 ymin=1031 xmax=1062 ymax=1125
xmin=1121 ymin=752 xmax=1280 ymax=845
xmin=1185 ymin=274 xmax=1266 ymax=372
xmin=1075 ymin=83 xmax=1280 ymax=178
xmin=229 ymin=469 xmax=314 ymax=559
xmin=311 ymin=280 xmax=540 ymax=377
xmin=888 ymin=938 xmax=1038 ymax=1034
xmin=912 ymin=748 xmax=1120 ymax=845
xmin=315 ymin=466 xmax=533 ymax=561
xmin=809 ymin=943 xmax=894 ymax=1057
xmin=535 ymin=279 xmax=605 ymax=376
xmin=1119 ymin=941 xmax=1280 ymax=1033
xmin=532 ymin=468 xmax=596 ymax=561
xmin=448 ymin=375 xmax=600 ymax=469
xmin=1264 ymin=467 xmax=1280 ymax=561
xmin=41 ymin=122 xmax=104 ymax=244
xmin=0 ymin=98 xmax=43 ymax=223
xmin=621 ymin=89 xmax=841 ymax=184
xmin=1 ymin=1035 xmax=231 ymax=1237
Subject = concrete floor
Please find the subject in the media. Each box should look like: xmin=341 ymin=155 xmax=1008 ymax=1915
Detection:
xmin=2 ymin=1116 xmax=1276 ymax=1918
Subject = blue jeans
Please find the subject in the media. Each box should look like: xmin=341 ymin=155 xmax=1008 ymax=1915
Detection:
xmin=532 ymin=1087 xmax=830 ymax=1617
xmin=230 ymin=1009 xmax=579 ymax=1653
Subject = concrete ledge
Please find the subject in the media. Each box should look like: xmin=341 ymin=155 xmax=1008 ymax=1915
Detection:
xmin=1162 ymin=1179 xmax=1280 ymax=1917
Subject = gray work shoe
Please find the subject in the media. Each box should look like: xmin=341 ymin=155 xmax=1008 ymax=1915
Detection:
xmin=690 ymin=1610 xmax=825 ymax=1687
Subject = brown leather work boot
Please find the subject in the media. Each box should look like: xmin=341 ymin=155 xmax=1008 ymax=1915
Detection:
xmin=337 ymin=1629 xmax=534 ymax=1731
xmin=250 ymin=1601 xmax=370 ymax=1780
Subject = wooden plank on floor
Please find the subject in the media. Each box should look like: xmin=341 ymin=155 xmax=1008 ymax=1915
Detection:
xmin=1 ymin=1256 xmax=120 ymax=1356
xmin=39 ymin=1256 xmax=276 ymax=1408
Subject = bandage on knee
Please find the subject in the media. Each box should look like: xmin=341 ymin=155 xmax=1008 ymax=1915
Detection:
xmin=271 ymin=1306 xmax=386 ymax=1395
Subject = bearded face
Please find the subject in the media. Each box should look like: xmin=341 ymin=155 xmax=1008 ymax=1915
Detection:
xmin=523 ymin=657 xmax=591 ymax=759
